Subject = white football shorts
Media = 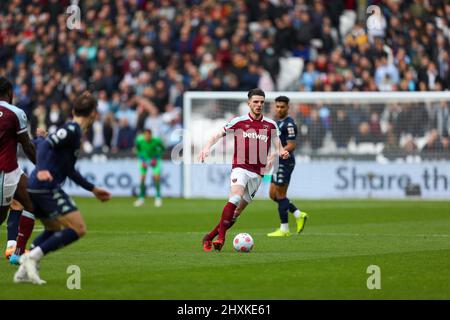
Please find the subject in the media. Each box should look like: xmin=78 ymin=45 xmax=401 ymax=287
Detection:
xmin=230 ymin=167 xmax=262 ymax=204
xmin=0 ymin=166 xmax=23 ymax=206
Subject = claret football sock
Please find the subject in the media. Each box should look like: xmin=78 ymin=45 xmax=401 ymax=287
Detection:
xmin=14 ymin=211 xmax=35 ymax=255
xmin=217 ymin=202 xmax=237 ymax=240
xmin=7 ymin=209 xmax=21 ymax=246
xmin=206 ymin=215 xmax=238 ymax=241
xmin=205 ymin=223 xmax=220 ymax=241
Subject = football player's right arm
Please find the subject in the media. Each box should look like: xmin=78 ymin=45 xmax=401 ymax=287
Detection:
xmin=284 ymin=122 xmax=297 ymax=153
xmin=35 ymin=139 xmax=53 ymax=181
xmin=14 ymin=108 xmax=36 ymax=164
xmin=199 ymin=117 xmax=239 ymax=163
xmin=198 ymin=129 xmax=225 ymax=163
xmin=36 ymin=127 xmax=76 ymax=181
xmin=17 ymin=132 xmax=36 ymax=165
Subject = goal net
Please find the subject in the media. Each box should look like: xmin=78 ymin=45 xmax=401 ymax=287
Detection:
xmin=182 ymin=91 xmax=450 ymax=199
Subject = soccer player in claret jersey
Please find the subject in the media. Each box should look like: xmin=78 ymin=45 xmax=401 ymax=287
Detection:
xmin=267 ymin=96 xmax=308 ymax=237
xmin=0 ymin=76 xmax=37 ymax=262
xmin=199 ymin=88 xmax=289 ymax=252
xmin=133 ymin=129 xmax=165 ymax=207
xmin=14 ymin=92 xmax=111 ymax=285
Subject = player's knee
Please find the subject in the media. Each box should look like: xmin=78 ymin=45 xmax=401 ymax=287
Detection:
xmin=269 ymin=190 xmax=277 ymax=201
xmin=74 ymin=224 xmax=87 ymax=237
xmin=228 ymin=194 xmax=242 ymax=206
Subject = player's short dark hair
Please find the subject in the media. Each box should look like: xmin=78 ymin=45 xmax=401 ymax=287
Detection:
xmin=144 ymin=128 xmax=152 ymax=134
xmin=73 ymin=91 xmax=97 ymax=117
xmin=0 ymin=76 xmax=13 ymax=98
xmin=247 ymin=88 xmax=265 ymax=99
xmin=275 ymin=96 xmax=290 ymax=104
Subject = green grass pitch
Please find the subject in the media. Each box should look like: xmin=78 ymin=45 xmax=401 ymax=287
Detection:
xmin=1 ymin=198 xmax=449 ymax=299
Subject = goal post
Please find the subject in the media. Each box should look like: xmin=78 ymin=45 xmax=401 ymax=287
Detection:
xmin=183 ymin=91 xmax=450 ymax=199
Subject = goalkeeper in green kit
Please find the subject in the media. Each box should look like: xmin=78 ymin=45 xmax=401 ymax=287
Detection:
xmin=134 ymin=129 xmax=165 ymax=207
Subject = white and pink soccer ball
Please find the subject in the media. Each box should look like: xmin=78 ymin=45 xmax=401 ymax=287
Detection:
xmin=233 ymin=233 xmax=254 ymax=252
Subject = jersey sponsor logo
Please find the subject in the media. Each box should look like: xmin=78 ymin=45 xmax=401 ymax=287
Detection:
xmin=242 ymin=131 xmax=268 ymax=142
xmin=0 ymin=111 xmax=3 ymax=117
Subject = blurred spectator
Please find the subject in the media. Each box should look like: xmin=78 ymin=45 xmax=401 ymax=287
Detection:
xmin=402 ymin=135 xmax=418 ymax=155
xmin=431 ymin=101 xmax=449 ymax=137
xmin=331 ymin=109 xmax=352 ymax=148
xmin=422 ymin=129 xmax=444 ymax=152
xmin=0 ymin=0 xmax=448 ymax=158
xmin=375 ymin=54 xmax=400 ymax=90
xmin=116 ymin=118 xmax=136 ymax=152
xmin=368 ymin=112 xmax=383 ymax=143
xmin=299 ymin=62 xmax=319 ymax=91
xmin=46 ymin=103 xmax=65 ymax=134
xmin=306 ymin=109 xmax=326 ymax=150
xmin=89 ymin=113 xmax=106 ymax=154
xmin=31 ymin=104 xmax=47 ymax=135
xmin=355 ymin=122 xmax=374 ymax=144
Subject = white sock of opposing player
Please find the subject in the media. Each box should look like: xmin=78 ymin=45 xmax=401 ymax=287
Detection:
xmin=280 ymin=223 xmax=289 ymax=232
xmin=7 ymin=240 xmax=17 ymax=248
xmin=29 ymin=247 xmax=44 ymax=261
xmin=293 ymin=210 xmax=301 ymax=218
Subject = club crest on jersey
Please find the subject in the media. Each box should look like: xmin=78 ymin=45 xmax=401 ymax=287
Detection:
xmin=242 ymin=131 xmax=268 ymax=142
xmin=232 ymin=178 xmax=237 ymax=183
xmin=57 ymin=128 xmax=68 ymax=139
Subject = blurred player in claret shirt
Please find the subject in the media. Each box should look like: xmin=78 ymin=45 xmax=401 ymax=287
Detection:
xmin=267 ymin=96 xmax=308 ymax=238
xmin=199 ymin=88 xmax=289 ymax=252
xmin=13 ymin=92 xmax=111 ymax=285
xmin=0 ymin=76 xmax=36 ymax=262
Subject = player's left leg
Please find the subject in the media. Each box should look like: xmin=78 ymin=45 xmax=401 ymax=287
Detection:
xmin=22 ymin=210 xmax=84 ymax=285
xmin=5 ymin=200 xmax=22 ymax=259
xmin=134 ymin=161 xmax=148 ymax=207
xmin=9 ymin=173 xmax=36 ymax=263
xmin=152 ymin=159 xmax=162 ymax=207
xmin=20 ymin=189 xmax=80 ymax=284
xmin=203 ymin=199 xmax=249 ymax=251
xmin=269 ymin=162 xmax=308 ymax=236
xmin=213 ymin=171 xmax=261 ymax=251
xmin=14 ymin=219 xmax=60 ymax=284
xmin=267 ymin=183 xmax=292 ymax=237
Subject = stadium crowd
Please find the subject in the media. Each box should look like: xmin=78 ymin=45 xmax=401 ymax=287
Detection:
xmin=0 ymin=0 xmax=449 ymax=156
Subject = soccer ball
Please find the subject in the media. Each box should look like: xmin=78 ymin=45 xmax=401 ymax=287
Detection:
xmin=233 ymin=233 xmax=254 ymax=252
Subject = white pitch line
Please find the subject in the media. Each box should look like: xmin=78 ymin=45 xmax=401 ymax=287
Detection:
xmin=50 ymin=230 xmax=450 ymax=239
